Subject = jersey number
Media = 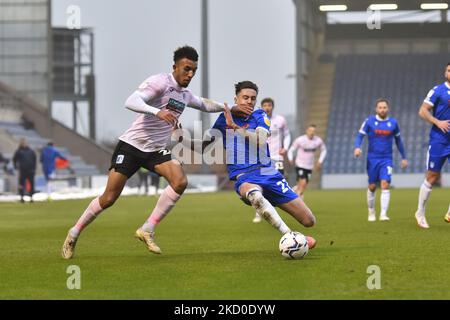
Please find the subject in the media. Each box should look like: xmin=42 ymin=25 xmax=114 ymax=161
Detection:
xmin=387 ymin=166 xmax=393 ymax=175
xmin=277 ymin=179 xmax=291 ymax=194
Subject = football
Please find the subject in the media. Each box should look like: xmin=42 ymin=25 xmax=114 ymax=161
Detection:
xmin=279 ymin=231 xmax=309 ymax=259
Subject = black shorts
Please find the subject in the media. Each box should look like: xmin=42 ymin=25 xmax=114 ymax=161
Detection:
xmin=109 ymin=140 xmax=172 ymax=178
xmin=295 ymin=167 xmax=312 ymax=182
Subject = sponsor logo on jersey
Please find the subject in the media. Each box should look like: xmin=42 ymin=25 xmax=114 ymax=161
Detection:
xmin=387 ymin=122 xmax=391 ymax=127
xmin=375 ymin=121 xmax=379 ymax=126
xmin=303 ymin=148 xmax=317 ymax=152
xmin=116 ymin=155 xmax=124 ymax=164
xmin=166 ymin=98 xmax=186 ymax=113
xmin=374 ymin=129 xmax=392 ymax=136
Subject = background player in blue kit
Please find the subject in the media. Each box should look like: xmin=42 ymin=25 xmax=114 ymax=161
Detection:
xmin=414 ymin=63 xmax=450 ymax=229
xmin=354 ymin=98 xmax=408 ymax=222
xmin=205 ymin=81 xmax=317 ymax=248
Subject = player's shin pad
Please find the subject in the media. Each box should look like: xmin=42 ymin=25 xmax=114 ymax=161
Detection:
xmin=246 ymin=188 xmax=287 ymax=232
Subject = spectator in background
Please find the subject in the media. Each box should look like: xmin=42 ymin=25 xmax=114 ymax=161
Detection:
xmin=40 ymin=142 xmax=69 ymax=199
xmin=137 ymin=167 xmax=149 ymax=195
xmin=149 ymin=171 xmax=161 ymax=196
xmin=13 ymin=138 xmax=37 ymax=203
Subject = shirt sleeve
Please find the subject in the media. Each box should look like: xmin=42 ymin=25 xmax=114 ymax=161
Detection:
xmin=137 ymin=74 xmax=166 ymax=101
xmin=255 ymin=111 xmax=271 ymax=134
xmin=211 ymin=113 xmax=226 ymax=133
xmin=318 ymin=139 xmax=327 ymax=164
xmin=393 ymin=121 xmax=401 ymax=137
xmin=358 ymin=118 xmax=370 ymax=135
xmin=424 ymin=86 xmax=439 ymax=106
xmin=282 ymin=118 xmax=291 ymax=149
xmin=287 ymin=138 xmax=299 ymax=162
xmin=186 ymin=94 xmax=225 ymax=113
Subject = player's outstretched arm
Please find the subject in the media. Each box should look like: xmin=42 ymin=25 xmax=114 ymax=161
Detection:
xmin=223 ymin=104 xmax=268 ymax=147
xmin=125 ymin=91 xmax=177 ymax=125
xmin=187 ymin=95 xmax=253 ymax=116
xmin=419 ymin=102 xmax=450 ymax=133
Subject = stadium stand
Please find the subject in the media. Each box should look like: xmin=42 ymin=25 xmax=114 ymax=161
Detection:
xmin=324 ymin=53 xmax=450 ymax=175
xmin=0 ymin=81 xmax=110 ymax=194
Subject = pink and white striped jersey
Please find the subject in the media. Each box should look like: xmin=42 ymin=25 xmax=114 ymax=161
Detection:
xmin=267 ymin=114 xmax=291 ymax=161
xmin=288 ymin=135 xmax=327 ymax=170
xmin=119 ymin=73 xmax=204 ymax=152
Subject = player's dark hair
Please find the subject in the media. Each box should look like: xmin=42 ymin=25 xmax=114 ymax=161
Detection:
xmin=173 ymin=46 xmax=198 ymax=63
xmin=308 ymin=124 xmax=317 ymax=128
xmin=235 ymin=81 xmax=258 ymax=95
xmin=447 ymin=62 xmax=450 ymax=67
xmin=261 ymin=97 xmax=274 ymax=107
xmin=375 ymin=98 xmax=389 ymax=107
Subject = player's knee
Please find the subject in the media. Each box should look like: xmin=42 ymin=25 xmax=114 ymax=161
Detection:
xmin=172 ymin=176 xmax=188 ymax=194
xmin=426 ymin=172 xmax=440 ymax=186
xmin=303 ymin=215 xmax=316 ymax=228
xmin=100 ymin=193 xmax=119 ymax=209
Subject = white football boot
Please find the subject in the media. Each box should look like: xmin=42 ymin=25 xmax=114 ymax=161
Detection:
xmin=368 ymin=209 xmax=376 ymax=222
xmin=415 ymin=210 xmax=430 ymax=229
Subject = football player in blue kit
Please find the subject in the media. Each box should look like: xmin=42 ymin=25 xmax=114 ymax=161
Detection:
xmin=414 ymin=62 xmax=450 ymax=229
xmin=354 ymin=98 xmax=408 ymax=222
xmin=201 ymin=81 xmax=317 ymax=248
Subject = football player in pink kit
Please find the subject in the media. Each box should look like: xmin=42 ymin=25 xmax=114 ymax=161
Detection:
xmin=62 ymin=46 xmax=252 ymax=259
xmin=252 ymin=97 xmax=291 ymax=223
xmin=288 ymin=125 xmax=327 ymax=198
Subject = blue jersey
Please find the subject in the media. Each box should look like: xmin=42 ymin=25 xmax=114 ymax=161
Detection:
xmin=355 ymin=115 xmax=406 ymax=160
xmin=212 ymin=109 xmax=272 ymax=180
xmin=424 ymin=82 xmax=450 ymax=145
xmin=40 ymin=146 xmax=66 ymax=175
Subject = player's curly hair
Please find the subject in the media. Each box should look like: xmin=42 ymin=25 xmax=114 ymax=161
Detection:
xmin=173 ymin=45 xmax=198 ymax=62
xmin=234 ymin=81 xmax=258 ymax=95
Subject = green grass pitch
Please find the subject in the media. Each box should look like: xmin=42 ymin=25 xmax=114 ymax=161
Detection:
xmin=0 ymin=188 xmax=449 ymax=299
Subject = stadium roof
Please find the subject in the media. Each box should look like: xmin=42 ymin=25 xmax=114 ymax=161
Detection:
xmin=311 ymin=0 xmax=449 ymax=12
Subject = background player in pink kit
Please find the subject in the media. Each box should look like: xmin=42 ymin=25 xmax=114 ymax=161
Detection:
xmin=414 ymin=62 xmax=450 ymax=229
xmin=61 ymin=46 xmax=252 ymax=259
xmin=252 ymin=97 xmax=291 ymax=223
xmin=288 ymin=125 xmax=327 ymax=199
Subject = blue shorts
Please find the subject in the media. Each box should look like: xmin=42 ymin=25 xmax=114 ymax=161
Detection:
xmin=427 ymin=141 xmax=450 ymax=173
xmin=367 ymin=158 xmax=393 ymax=184
xmin=234 ymin=167 xmax=298 ymax=207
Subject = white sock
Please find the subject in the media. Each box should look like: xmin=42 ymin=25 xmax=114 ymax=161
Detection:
xmin=367 ymin=189 xmax=376 ymax=211
xmin=246 ymin=189 xmax=290 ymax=234
xmin=380 ymin=190 xmax=390 ymax=216
xmin=417 ymin=180 xmax=432 ymax=215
